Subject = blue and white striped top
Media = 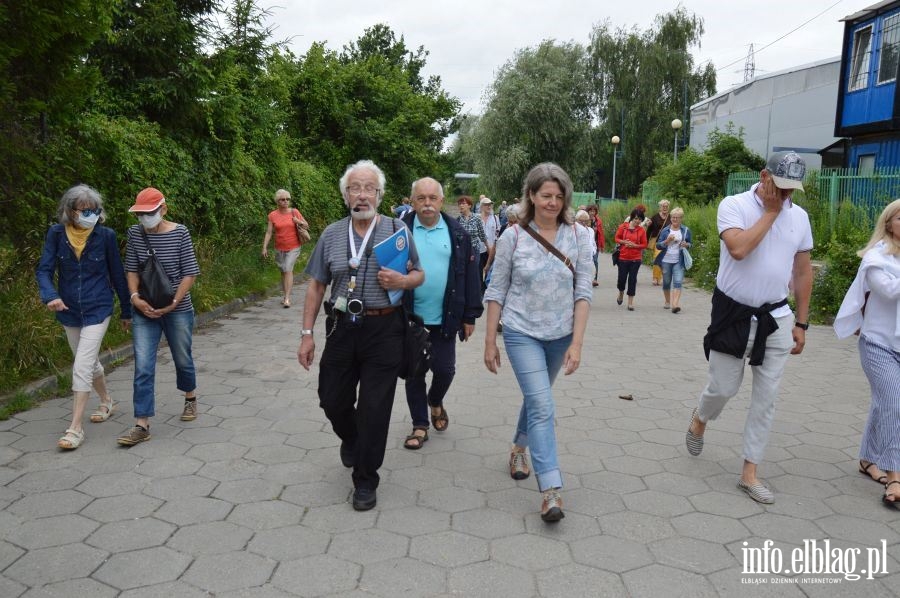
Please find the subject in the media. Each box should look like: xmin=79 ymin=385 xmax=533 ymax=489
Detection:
xmin=125 ymin=224 xmax=201 ymax=313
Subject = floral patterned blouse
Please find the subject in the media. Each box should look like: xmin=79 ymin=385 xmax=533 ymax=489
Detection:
xmin=458 ymin=213 xmax=488 ymax=254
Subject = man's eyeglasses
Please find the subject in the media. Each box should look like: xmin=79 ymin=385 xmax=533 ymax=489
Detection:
xmin=346 ymin=184 xmax=380 ymax=196
xmin=77 ymin=208 xmax=101 ymax=218
xmin=278 ymin=197 xmax=290 ymax=201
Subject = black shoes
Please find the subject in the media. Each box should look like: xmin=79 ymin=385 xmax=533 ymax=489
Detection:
xmin=340 ymin=440 xmax=355 ymax=468
xmin=352 ymin=487 xmax=377 ymax=511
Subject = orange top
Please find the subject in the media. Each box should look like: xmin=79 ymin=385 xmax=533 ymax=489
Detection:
xmin=268 ymin=208 xmax=304 ymax=251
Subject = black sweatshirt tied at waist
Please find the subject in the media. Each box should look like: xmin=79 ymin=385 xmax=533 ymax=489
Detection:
xmin=703 ymin=286 xmax=789 ymax=366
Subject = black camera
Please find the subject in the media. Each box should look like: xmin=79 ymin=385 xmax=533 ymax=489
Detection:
xmin=346 ymin=298 xmax=365 ymax=327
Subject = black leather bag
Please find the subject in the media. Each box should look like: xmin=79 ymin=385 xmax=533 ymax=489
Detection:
xmin=138 ymin=227 xmax=175 ymax=309
xmin=611 ymin=245 xmax=621 ymax=266
xmin=399 ymin=309 xmax=431 ymax=380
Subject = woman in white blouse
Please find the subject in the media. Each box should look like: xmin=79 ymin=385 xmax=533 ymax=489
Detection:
xmin=834 ymin=199 xmax=900 ymax=508
xmin=483 ymin=163 xmax=594 ymax=522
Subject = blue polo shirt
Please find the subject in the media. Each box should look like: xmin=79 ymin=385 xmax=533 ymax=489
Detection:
xmin=412 ymin=214 xmax=451 ymax=325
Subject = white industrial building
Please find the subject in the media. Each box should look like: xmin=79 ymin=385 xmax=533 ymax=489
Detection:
xmin=688 ymin=58 xmax=841 ymax=168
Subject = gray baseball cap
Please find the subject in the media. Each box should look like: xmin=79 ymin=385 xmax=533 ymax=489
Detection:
xmin=765 ymin=151 xmax=806 ymax=191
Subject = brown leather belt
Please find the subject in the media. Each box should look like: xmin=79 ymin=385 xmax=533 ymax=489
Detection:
xmin=363 ymin=306 xmax=399 ymax=316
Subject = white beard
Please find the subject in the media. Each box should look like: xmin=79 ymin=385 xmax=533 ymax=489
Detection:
xmin=350 ymin=207 xmax=376 ymax=220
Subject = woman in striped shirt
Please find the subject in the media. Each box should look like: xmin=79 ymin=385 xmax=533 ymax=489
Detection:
xmin=119 ymin=188 xmax=201 ymax=446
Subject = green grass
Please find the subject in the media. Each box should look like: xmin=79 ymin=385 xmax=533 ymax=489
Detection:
xmin=0 ymin=240 xmax=305 ymax=398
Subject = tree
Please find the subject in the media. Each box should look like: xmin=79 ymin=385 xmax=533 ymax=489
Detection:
xmin=651 ymin=125 xmax=765 ymax=203
xmin=589 ymin=7 xmax=716 ymax=197
xmin=468 ymin=41 xmax=596 ymax=199
xmin=281 ymin=25 xmax=460 ymax=197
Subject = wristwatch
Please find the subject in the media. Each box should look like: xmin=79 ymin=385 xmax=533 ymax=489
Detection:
xmin=300 ymin=329 xmax=314 ymax=337
xmin=794 ymin=322 xmax=809 ymax=330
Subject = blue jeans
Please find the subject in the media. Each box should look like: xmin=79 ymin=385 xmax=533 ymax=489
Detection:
xmin=503 ymin=329 xmax=570 ymax=491
xmin=661 ymin=261 xmax=685 ymax=290
xmin=132 ymin=310 xmax=196 ymax=418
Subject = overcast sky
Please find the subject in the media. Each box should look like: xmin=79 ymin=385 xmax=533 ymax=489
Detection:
xmin=264 ymin=0 xmax=874 ymax=114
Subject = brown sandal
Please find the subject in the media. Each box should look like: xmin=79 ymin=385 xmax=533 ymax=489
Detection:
xmin=431 ymin=406 xmax=449 ymax=432
xmin=403 ymin=427 xmax=428 ymax=450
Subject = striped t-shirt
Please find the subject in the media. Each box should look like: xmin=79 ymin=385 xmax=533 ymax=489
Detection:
xmin=305 ymin=216 xmax=421 ymax=309
xmin=125 ymin=224 xmax=201 ymax=313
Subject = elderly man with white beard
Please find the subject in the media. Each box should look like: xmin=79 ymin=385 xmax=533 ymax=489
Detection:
xmin=298 ymin=160 xmax=424 ymax=511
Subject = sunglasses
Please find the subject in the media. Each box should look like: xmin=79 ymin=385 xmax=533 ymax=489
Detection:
xmin=77 ymin=208 xmax=101 ymax=218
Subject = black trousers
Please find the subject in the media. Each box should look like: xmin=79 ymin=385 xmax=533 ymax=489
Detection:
xmin=405 ymin=325 xmax=457 ymax=428
xmin=318 ymin=310 xmax=404 ymax=490
xmin=616 ymin=259 xmax=642 ymax=297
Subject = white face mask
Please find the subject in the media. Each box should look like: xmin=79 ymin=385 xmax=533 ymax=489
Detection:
xmin=76 ymin=213 xmax=100 ymax=229
xmin=138 ymin=212 xmax=163 ymax=229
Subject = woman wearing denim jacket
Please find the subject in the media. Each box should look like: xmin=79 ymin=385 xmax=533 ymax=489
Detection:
xmin=36 ymin=185 xmax=132 ymax=450
xmin=653 ymin=207 xmax=693 ymax=313
xmin=484 ymin=163 xmax=593 ymax=522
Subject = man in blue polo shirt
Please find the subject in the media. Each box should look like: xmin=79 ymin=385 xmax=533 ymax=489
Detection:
xmin=401 ymin=177 xmax=483 ymax=449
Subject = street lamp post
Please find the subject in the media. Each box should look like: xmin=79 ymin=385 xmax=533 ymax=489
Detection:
xmin=611 ymin=135 xmax=620 ymax=200
xmin=671 ymin=118 xmax=683 ymax=162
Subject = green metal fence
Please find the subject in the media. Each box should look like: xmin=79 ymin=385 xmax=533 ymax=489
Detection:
xmin=726 ymin=167 xmax=900 ymax=217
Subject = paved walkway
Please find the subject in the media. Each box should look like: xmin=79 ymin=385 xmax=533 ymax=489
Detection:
xmin=0 ymin=269 xmax=896 ymax=597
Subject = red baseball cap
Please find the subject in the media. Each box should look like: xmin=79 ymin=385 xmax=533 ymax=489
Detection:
xmin=129 ymin=188 xmax=166 ymax=213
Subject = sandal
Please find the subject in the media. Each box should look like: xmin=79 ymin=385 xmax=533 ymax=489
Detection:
xmin=90 ymin=399 xmax=116 ymax=423
xmin=883 ymin=480 xmax=900 ymax=510
xmin=403 ymin=427 xmax=428 ymax=450
xmin=431 ymin=405 xmax=449 ymax=432
xmin=860 ymin=460 xmax=888 ymax=485
xmin=58 ymin=428 xmax=84 ymax=450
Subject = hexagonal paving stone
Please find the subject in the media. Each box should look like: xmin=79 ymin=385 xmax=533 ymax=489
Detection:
xmin=743 ymin=513 xmax=825 ymax=545
xmin=212 ymin=478 xmax=283 ymax=504
xmin=0 ymin=539 xmax=25 ymax=570
xmin=143 ymin=475 xmax=217 ymax=501
xmin=80 ymin=494 xmax=163 ymax=523
xmin=650 ymin=537 xmax=738 ymax=574
xmin=182 ymin=551 xmax=276 ymax=594
xmin=449 ymin=561 xmax=535 ymax=597
xmin=7 ymin=489 xmax=93 ymax=518
xmin=359 ymin=556 xmax=446 ymax=597
xmin=280 ymin=481 xmax=350 ymax=509
xmin=418 ymin=485 xmax=485 ymax=513
xmin=166 ymin=521 xmax=253 ymax=556
xmin=247 ymin=525 xmax=330 ymax=560
xmin=117 ymin=580 xmax=212 ymax=598
xmin=133 ymin=455 xmax=202 ymax=479
xmin=328 ymin=528 xmax=409 ymax=564
xmin=271 ymin=554 xmax=361 ymax=597
xmin=9 ymin=469 xmax=88 ymax=493
xmin=623 ymin=564 xmax=717 ymax=597
xmin=5 ymin=544 xmax=108 ymax=586
xmin=596 ymin=512 xmax=676 ymax=544
xmin=154 ymin=497 xmax=233 ymax=526
xmin=77 ymin=471 xmax=150 ymax=498
xmin=302 ymin=503 xmax=377 ymax=534
xmin=6 ymin=514 xmax=99 ymax=550
xmin=185 ymin=442 xmax=249 ymax=462
xmin=93 ymin=546 xmax=191 ymax=590
xmin=227 ymin=500 xmax=304 ymax=530
xmin=670 ymin=512 xmax=752 ymax=544
xmin=622 ymin=490 xmax=695 ymax=518
xmin=86 ymin=518 xmax=176 ymax=552
xmin=535 ymin=563 xmax=628 ymax=598
xmin=19 ymin=577 xmax=118 ymax=598
xmin=571 ymin=534 xmax=653 ymax=573
xmin=492 ymin=534 xmax=572 ymax=570
xmin=410 ymin=530 xmax=489 ymax=567
xmin=563 ymin=488 xmax=626 ymax=518
xmin=452 ymin=508 xmax=525 ymax=540
xmin=198 ymin=459 xmax=268 ymax=482
xmin=643 ymin=471 xmax=711 ymax=497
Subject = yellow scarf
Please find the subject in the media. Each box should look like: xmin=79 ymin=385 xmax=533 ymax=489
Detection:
xmin=65 ymin=224 xmax=92 ymax=260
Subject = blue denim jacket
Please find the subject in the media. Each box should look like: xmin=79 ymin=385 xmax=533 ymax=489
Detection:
xmin=653 ymin=225 xmax=693 ymax=268
xmin=36 ymin=224 xmax=133 ymax=327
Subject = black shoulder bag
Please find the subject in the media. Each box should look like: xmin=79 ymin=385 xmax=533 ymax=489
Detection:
xmin=138 ymin=226 xmax=175 ymax=309
xmin=388 ymin=218 xmax=432 ymax=380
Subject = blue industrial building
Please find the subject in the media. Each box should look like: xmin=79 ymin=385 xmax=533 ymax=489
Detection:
xmin=834 ymin=0 xmax=900 ymax=170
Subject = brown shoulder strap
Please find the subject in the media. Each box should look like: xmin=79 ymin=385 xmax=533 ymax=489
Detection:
xmin=521 ymin=224 xmax=575 ymax=276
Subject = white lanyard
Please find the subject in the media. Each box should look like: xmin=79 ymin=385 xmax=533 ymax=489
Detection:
xmin=347 ymin=216 xmax=378 ymax=294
